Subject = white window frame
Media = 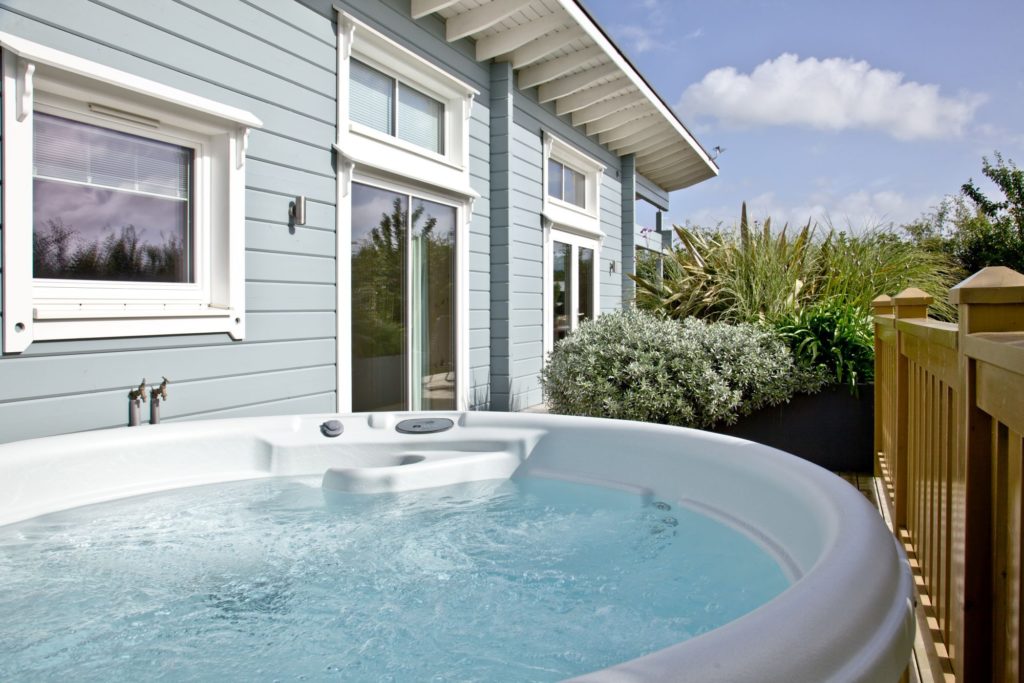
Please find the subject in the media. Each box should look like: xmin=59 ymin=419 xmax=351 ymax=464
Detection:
xmin=543 ymin=223 xmax=601 ymax=359
xmin=542 ymin=131 xmax=605 ymax=238
xmin=341 ymin=171 xmax=470 ymax=413
xmin=0 ymin=33 xmax=260 ymax=354
xmin=333 ymin=6 xmax=479 ymax=199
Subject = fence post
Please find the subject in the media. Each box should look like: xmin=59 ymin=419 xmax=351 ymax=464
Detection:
xmin=948 ymin=266 xmax=1024 ymax=681
xmin=891 ymin=288 xmax=934 ymax=529
xmin=872 ymin=295 xmax=893 ymax=480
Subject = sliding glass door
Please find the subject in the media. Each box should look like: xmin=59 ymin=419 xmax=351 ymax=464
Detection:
xmin=351 ymin=181 xmax=457 ymax=411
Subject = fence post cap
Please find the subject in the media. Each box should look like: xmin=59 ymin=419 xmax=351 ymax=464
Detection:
xmin=893 ymin=287 xmax=934 ymax=306
xmin=949 ymin=266 xmax=1024 ymax=304
xmin=871 ymin=295 xmax=894 ymax=313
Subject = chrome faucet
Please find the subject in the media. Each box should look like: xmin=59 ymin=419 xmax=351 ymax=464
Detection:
xmin=128 ymin=379 xmax=147 ymax=426
xmin=149 ymin=377 xmax=169 ymax=425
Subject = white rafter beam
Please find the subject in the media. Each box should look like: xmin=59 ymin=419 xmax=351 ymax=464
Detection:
xmin=537 ymin=62 xmax=618 ymax=102
xmin=510 ymin=26 xmax=586 ymax=68
xmin=517 ymin=45 xmax=604 ymax=90
xmin=635 ymin=143 xmax=689 ymax=168
xmin=446 ymin=0 xmax=534 ymax=42
xmin=625 ymin=137 xmax=678 ymax=160
xmin=639 ymin=151 xmax=706 ymax=176
xmin=586 ymin=107 xmax=653 ymax=136
xmin=475 ymin=12 xmax=567 ymax=61
xmin=411 ymin=0 xmax=462 ymax=19
xmin=606 ymin=126 xmax=666 ymax=152
xmin=572 ymin=92 xmax=645 ymax=126
xmin=599 ymin=117 xmax=662 ymax=146
xmin=554 ymin=77 xmax=630 ymax=115
xmin=658 ymin=164 xmax=717 ymax=190
xmin=638 ymin=152 xmax=712 ymax=180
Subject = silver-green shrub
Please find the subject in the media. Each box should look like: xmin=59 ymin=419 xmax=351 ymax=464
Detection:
xmin=540 ymin=309 xmax=823 ymax=428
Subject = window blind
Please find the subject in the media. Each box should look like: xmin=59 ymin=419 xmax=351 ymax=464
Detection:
xmin=397 ymin=83 xmax=443 ymax=154
xmin=33 ymin=112 xmax=191 ymax=200
xmin=350 ymin=59 xmax=394 ymax=137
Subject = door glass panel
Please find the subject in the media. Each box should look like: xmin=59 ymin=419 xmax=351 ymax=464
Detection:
xmin=578 ymin=246 xmax=594 ymax=323
xmin=411 ymin=198 xmax=456 ymax=410
xmin=351 ymin=182 xmax=407 ymax=411
xmin=553 ymin=241 xmax=572 ymax=343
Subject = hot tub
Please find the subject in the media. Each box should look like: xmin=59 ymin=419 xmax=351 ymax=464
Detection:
xmin=0 ymin=412 xmax=913 ymax=681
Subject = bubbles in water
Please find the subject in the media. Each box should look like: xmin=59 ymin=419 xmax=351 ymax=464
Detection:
xmin=0 ymin=477 xmax=788 ymax=682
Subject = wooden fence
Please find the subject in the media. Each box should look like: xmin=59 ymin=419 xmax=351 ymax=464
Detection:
xmin=874 ymin=266 xmax=1024 ymax=682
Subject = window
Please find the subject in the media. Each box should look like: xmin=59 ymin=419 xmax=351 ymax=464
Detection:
xmin=335 ymin=12 xmax=477 ymax=198
xmin=546 ymin=158 xmax=586 ymax=208
xmin=1 ymin=33 xmax=260 ymax=353
xmin=350 ymin=59 xmax=444 ymax=155
xmin=541 ymin=131 xmax=605 ymax=237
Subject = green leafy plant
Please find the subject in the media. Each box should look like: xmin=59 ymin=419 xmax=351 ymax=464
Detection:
xmin=540 ymin=309 xmax=824 ymax=429
xmin=775 ymin=299 xmax=874 ymax=393
xmin=632 ymin=203 xmax=957 ymax=324
xmin=631 ymin=204 xmax=817 ymax=323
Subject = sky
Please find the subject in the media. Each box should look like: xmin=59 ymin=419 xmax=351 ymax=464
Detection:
xmin=582 ymin=0 xmax=1024 ymax=233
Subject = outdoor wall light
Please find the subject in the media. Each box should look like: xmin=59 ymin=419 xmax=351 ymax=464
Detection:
xmin=289 ymin=195 xmax=306 ymax=226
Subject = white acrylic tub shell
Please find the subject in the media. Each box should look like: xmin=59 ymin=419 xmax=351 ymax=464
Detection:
xmin=0 ymin=412 xmax=914 ymax=682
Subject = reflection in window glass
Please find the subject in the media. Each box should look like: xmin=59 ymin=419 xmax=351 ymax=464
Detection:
xmin=350 ymin=59 xmax=394 ymax=136
xmin=32 ymin=113 xmax=192 ymax=283
xmin=578 ymin=246 xmax=594 ymax=323
xmin=411 ymin=198 xmax=456 ymax=409
xmin=351 ymin=183 xmax=407 ymax=412
xmin=398 ymin=84 xmax=444 ymax=154
xmin=553 ymin=241 xmax=572 ymax=343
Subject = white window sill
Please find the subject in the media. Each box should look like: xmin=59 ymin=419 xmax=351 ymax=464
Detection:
xmin=543 ymin=202 xmax=603 ymax=240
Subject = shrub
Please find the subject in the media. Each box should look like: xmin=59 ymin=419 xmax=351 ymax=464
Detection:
xmin=774 ymin=299 xmax=874 ymax=393
xmin=540 ymin=309 xmax=824 ymax=429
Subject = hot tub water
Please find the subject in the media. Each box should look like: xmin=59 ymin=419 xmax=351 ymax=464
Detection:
xmin=0 ymin=476 xmax=789 ymax=682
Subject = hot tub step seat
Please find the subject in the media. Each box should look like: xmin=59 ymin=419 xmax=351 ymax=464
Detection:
xmin=321 ymin=450 xmax=522 ymax=494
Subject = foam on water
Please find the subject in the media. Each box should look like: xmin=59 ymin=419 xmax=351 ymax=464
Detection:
xmin=0 ymin=476 xmax=789 ymax=681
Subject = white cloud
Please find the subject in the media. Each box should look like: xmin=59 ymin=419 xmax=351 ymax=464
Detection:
xmin=617 ymin=25 xmax=661 ymax=54
xmin=681 ymin=189 xmax=941 ymax=233
xmin=678 ymin=53 xmax=985 ymax=140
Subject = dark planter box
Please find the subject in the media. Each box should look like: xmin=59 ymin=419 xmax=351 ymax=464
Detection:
xmin=713 ymin=386 xmax=874 ymax=473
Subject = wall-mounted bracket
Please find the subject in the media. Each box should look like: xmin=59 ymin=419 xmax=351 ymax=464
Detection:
xmin=16 ymin=58 xmax=33 ymax=122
